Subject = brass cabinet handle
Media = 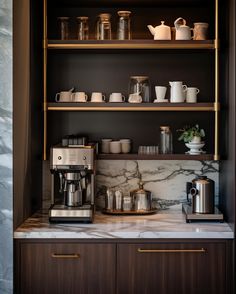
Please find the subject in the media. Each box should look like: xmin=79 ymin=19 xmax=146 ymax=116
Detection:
xmin=51 ymin=253 xmax=80 ymax=258
xmin=137 ymin=248 xmax=206 ymax=253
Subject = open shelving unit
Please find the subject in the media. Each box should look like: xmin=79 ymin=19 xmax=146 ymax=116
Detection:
xmin=43 ymin=0 xmax=220 ymax=161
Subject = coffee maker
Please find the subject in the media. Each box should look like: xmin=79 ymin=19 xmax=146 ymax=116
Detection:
xmin=49 ymin=145 xmax=96 ymax=222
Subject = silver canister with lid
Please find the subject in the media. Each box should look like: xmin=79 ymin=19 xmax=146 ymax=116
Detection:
xmin=130 ymin=182 xmax=152 ymax=211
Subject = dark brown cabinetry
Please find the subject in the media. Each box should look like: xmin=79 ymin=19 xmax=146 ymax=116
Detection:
xmin=15 ymin=239 xmax=232 ymax=294
xmin=117 ymin=241 xmax=230 ymax=294
xmin=15 ymin=241 xmax=116 ymax=294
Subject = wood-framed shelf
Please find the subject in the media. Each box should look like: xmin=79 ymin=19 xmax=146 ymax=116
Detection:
xmin=98 ymin=153 xmax=214 ymax=160
xmin=47 ymin=102 xmax=216 ymax=112
xmin=47 ymin=40 xmax=215 ymax=50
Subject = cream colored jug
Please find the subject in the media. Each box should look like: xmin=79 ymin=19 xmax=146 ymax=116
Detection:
xmin=169 ymin=81 xmax=187 ymax=103
xmin=174 ymin=17 xmax=192 ymax=40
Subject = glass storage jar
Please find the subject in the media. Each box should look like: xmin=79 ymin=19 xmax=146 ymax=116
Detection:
xmin=129 ymin=76 xmax=151 ymax=103
xmin=58 ymin=17 xmax=70 ymax=40
xmin=159 ymin=126 xmax=173 ymax=154
xmin=77 ymin=16 xmax=89 ymax=40
xmin=96 ymin=13 xmax=112 ymax=40
xmin=117 ymin=11 xmax=131 ymax=40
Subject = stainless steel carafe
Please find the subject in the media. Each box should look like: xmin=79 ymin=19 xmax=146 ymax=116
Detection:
xmin=186 ymin=176 xmax=215 ymax=213
xmin=130 ymin=182 xmax=152 ymax=211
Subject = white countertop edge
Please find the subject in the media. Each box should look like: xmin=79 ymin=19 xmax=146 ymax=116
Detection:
xmin=14 ymin=231 xmax=234 ymax=239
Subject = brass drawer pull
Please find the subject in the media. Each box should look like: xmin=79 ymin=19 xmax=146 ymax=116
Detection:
xmin=137 ymin=248 xmax=206 ymax=253
xmin=51 ymin=253 xmax=80 ymax=258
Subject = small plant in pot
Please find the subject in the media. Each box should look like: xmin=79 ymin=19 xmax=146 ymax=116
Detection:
xmin=177 ymin=124 xmax=205 ymax=154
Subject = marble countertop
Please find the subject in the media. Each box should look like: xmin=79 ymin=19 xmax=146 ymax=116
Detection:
xmin=14 ymin=205 xmax=233 ymax=239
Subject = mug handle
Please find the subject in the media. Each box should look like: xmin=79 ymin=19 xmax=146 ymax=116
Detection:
xmin=55 ymin=93 xmax=60 ymax=102
xmin=85 ymin=94 xmax=88 ymax=101
xmin=196 ymin=88 xmax=200 ymax=94
xmin=182 ymin=85 xmax=188 ymax=92
xmin=122 ymin=95 xmax=126 ymax=102
xmin=102 ymin=95 xmax=106 ymax=101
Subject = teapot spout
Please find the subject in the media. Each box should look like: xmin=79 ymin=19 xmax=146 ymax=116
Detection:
xmin=147 ymin=25 xmax=155 ymax=36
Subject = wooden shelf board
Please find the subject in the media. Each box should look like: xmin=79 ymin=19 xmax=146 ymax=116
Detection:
xmin=47 ymin=40 xmax=215 ymax=50
xmin=47 ymin=102 xmax=215 ymax=112
xmin=98 ymin=153 xmax=215 ymax=160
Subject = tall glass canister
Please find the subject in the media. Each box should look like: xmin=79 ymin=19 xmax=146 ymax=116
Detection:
xmin=160 ymin=126 xmax=173 ymax=154
xmin=117 ymin=11 xmax=131 ymax=40
xmin=77 ymin=16 xmax=89 ymax=40
xmin=96 ymin=13 xmax=112 ymax=40
xmin=58 ymin=17 xmax=70 ymax=40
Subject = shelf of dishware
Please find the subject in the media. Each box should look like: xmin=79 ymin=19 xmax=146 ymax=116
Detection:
xmin=47 ymin=40 xmax=215 ymax=50
xmin=98 ymin=153 xmax=214 ymax=160
xmin=47 ymin=102 xmax=216 ymax=112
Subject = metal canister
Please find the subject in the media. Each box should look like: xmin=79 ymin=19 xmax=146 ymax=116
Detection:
xmin=105 ymin=188 xmax=114 ymax=211
xmin=130 ymin=182 xmax=152 ymax=211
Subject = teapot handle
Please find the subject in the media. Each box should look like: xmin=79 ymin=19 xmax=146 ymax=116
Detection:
xmin=174 ymin=17 xmax=186 ymax=28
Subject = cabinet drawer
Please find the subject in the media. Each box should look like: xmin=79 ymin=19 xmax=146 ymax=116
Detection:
xmin=117 ymin=242 xmax=227 ymax=294
xmin=19 ymin=242 xmax=115 ymax=294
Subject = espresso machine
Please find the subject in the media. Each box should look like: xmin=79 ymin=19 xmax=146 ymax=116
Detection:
xmin=49 ymin=145 xmax=96 ymax=222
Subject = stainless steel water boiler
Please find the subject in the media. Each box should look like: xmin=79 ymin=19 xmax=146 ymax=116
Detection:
xmin=187 ymin=176 xmax=215 ymax=214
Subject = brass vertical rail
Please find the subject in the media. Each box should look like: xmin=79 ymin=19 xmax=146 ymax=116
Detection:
xmin=43 ymin=0 xmax=47 ymax=160
xmin=214 ymin=0 xmax=219 ymax=160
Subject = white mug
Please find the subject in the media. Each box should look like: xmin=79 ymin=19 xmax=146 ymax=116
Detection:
xmin=109 ymin=93 xmax=125 ymax=103
xmin=169 ymin=81 xmax=187 ymax=103
xmin=91 ymin=92 xmax=106 ymax=102
xmin=186 ymin=87 xmax=200 ymax=103
xmin=120 ymin=139 xmax=131 ymax=154
xmin=55 ymin=91 xmax=72 ymax=102
xmin=71 ymin=92 xmax=88 ymax=102
xmin=155 ymin=86 xmax=167 ymax=101
xmin=101 ymin=139 xmax=112 ymax=154
xmin=110 ymin=141 xmax=121 ymax=154
xmin=128 ymin=93 xmax=142 ymax=103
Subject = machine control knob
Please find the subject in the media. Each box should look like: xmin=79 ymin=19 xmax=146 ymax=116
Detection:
xmin=83 ymin=156 xmax=86 ymax=160
xmin=58 ymin=156 xmax=62 ymax=160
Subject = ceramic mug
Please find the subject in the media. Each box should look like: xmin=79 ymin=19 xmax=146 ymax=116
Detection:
xmin=101 ymin=139 xmax=112 ymax=154
xmin=55 ymin=91 xmax=72 ymax=102
xmin=110 ymin=141 xmax=121 ymax=154
xmin=155 ymin=86 xmax=167 ymax=101
xmin=91 ymin=92 xmax=106 ymax=102
xmin=120 ymin=139 xmax=131 ymax=154
xmin=193 ymin=23 xmax=209 ymax=40
xmin=71 ymin=92 xmax=88 ymax=102
xmin=109 ymin=93 xmax=125 ymax=103
xmin=186 ymin=87 xmax=200 ymax=103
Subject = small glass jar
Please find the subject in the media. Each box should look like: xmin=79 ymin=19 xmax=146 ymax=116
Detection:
xmin=160 ymin=126 xmax=173 ymax=154
xmin=129 ymin=76 xmax=151 ymax=103
xmin=77 ymin=16 xmax=89 ymax=40
xmin=117 ymin=11 xmax=131 ymax=40
xmin=96 ymin=13 xmax=112 ymax=40
xmin=58 ymin=17 xmax=70 ymax=40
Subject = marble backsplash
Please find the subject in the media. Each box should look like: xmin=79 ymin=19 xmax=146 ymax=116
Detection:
xmin=43 ymin=160 xmax=219 ymax=211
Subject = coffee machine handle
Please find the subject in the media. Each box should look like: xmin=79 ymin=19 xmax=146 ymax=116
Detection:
xmin=186 ymin=182 xmax=192 ymax=202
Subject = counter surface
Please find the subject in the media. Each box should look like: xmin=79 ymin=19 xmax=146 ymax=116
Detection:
xmin=14 ymin=205 xmax=233 ymax=239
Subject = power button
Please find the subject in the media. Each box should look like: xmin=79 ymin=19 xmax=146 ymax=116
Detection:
xmin=83 ymin=156 xmax=86 ymax=160
xmin=58 ymin=156 xmax=62 ymax=160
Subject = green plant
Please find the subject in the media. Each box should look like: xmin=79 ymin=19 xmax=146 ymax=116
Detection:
xmin=177 ymin=124 xmax=205 ymax=143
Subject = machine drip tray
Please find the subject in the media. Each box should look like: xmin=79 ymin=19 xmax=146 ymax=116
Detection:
xmin=182 ymin=204 xmax=224 ymax=223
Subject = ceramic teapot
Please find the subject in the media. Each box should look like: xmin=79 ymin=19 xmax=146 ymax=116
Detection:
xmin=147 ymin=21 xmax=171 ymax=40
xmin=174 ymin=17 xmax=192 ymax=40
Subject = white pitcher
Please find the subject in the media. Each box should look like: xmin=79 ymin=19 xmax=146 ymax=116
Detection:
xmin=169 ymin=81 xmax=187 ymax=103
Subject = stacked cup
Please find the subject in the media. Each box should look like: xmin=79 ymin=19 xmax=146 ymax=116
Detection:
xmin=101 ymin=139 xmax=131 ymax=154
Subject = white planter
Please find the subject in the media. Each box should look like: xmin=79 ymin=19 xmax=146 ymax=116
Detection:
xmin=190 ymin=136 xmax=201 ymax=144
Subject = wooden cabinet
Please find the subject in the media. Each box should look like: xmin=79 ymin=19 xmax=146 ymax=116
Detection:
xmin=15 ymin=241 xmax=116 ymax=294
xmin=117 ymin=241 xmax=230 ymax=294
xmin=15 ymin=239 xmax=232 ymax=294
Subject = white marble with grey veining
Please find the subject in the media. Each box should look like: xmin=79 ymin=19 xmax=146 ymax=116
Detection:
xmin=14 ymin=205 xmax=233 ymax=239
xmin=96 ymin=160 xmax=219 ymax=210
xmin=0 ymin=0 xmax=13 ymax=293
